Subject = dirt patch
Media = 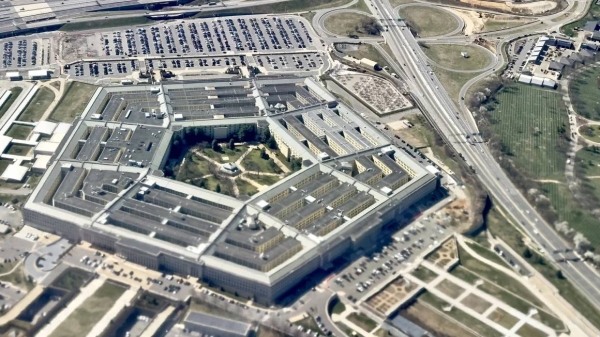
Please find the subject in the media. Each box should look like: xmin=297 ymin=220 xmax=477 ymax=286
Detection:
xmin=435 ymin=279 xmax=465 ymax=298
xmin=427 ymin=238 xmax=458 ymax=269
xmin=366 ymin=276 xmax=418 ymax=313
xmin=59 ymin=33 xmax=100 ymax=62
xmin=453 ymin=0 xmax=557 ymax=15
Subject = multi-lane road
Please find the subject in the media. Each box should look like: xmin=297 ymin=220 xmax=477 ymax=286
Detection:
xmin=363 ymin=0 xmax=600 ymax=311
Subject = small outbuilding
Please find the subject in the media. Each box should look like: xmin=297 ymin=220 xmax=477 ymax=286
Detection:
xmin=0 ymin=164 xmax=28 ymax=182
xmin=28 ymin=69 xmax=50 ymax=80
xmin=5 ymin=72 xmax=21 ymax=81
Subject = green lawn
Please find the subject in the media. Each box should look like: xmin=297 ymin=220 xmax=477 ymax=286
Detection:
xmin=202 ymin=146 xmax=246 ymax=164
xmin=433 ymin=67 xmax=481 ymax=106
xmin=50 ymin=282 xmax=127 ymax=337
xmin=49 ymin=81 xmax=97 ymax=123
xmin=18 ymin=87 xmax=55 ymax=122
xmin=421 ymin=292 xmax=502 ymax=337
xmin=487 ymin=203 xmax=600 ymax=330
xmin=435 ymin=279 xmax=464 ymax=298
xmin=0 ymin=87 xmax=23 ymax=119
xmin=465 ymin=242 xmax=508 ymax=267
xmin=324 ymin=12 xmax=377 ymax=37
xmin=5 ymin=125 xmax=33 ymax=140
xmin=0 ymin=264 xmax=35 ymax=290
xmin=346 ymin=312 xmax=378 ymax=332
xmin=539 ymin=182 xmax=600 ymax=248
xmin=423 ymin=44 xmax=491 ymax=71
xmin=561 ymin=3 xmax=600 ymax=36
xmin=331 ymin=298 xmax=346 ymax=315
xmin=246 ymin=173 xmax=281 ymax=186
xmin=481 ymin=19 xmax=534 ymax=32
xmin=6 ymin=144 xmax=33 ymax=156
xmin=241 ymin=149 xmax=283 ymax=174
xmin=516 ymin=323 xmax=548 ymax=337
xmin=51 ymin=268 xmax=91 ymax=290
xmin=338 ymin=43 xmax=390 ymax=70
xmin=398 ymin=6 xmax=458 ymax=37
xmin=569 ymin=66 xmax=600 ymax=121
xmin=410 ymin=266 xmax=438 ymax=283
xmin=176 ymin=153 xmax=213 ymax=182
xmin=456 ymin=245 xmax=546 ymax=308
xmin=488 ymin=308 xmax=519 ymax=329
xmin=486 ymin=84 xmax=568 ymax=180
xmin=580 ymin=124 xmax=600 ymax=143
xmin=236 ymin=179 xmax=258 ymax=197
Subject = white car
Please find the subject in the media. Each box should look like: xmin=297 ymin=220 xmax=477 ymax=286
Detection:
xmin=357 ymin=287 xmax=364 ymax=292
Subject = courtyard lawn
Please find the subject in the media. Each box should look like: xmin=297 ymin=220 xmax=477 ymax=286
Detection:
xmin=18 ymin=87 xmax=55 ymax=122
xmin=486 ymin=84 xmax=568 ymax=180
xmin=241 ymin=149 xmax=283 ymax=174
xmin=176 ymin=153 xmax=212 ymax=182
xmin=49 ymin=282 xmax=126 ymax=337
xmin=568 ymin=66 xmax=600 ymax=121
xmin=0 ymin=87 xmax=23 ymax=119
xmin=398 ymin=6 xmax=458 ymax=37
xmin=236 ymin=179 xmax=258 ymax=197
xmin=246 ymin=173 xmax=281 ymax=186
xmin=5 ymin=125 xmax=33 ymax=140
xmin=422 ymin=44 xmax=492 ymax=71
xmin=49 ymin=81 xmax=97 ymax=123
xmin=346 ymin=312 xmax=378 ymax=332
xmin=202 ymin=145 xmax=247 ymax=164
xmin=6 ymin=144 xmax=33 ymax=156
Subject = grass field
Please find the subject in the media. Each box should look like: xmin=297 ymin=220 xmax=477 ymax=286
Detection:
xmin=410 ymin=266 xmax=438 ymax=283
xmin=488 ymin=308 xmax=519 ymax=329
xmin=421 ymin=292 xmax=503 ymax=337
xmin=580 ymin=124 xmax=600 ymax=143
xmin=246 ymin=173 xmax=281 ymax=186
xmin=18 ymin=87 xmax=54 ymax=122
xmin=433 ymin=67 xmax=481 ymax=106
xmin=176 ymin=153 xmax=212 ymax=182
xmin=0 ymin=87 xmax=23 ymax=119
xmin=401 ymin=301 xmax=479 ymax=337
xmin=568 ymin=66 xmax=600 ymax=121
xmin=435 ymin=279 xmax=464 ymax=298
xmin=561 ymin=3 xmax=600 ymax=36
xmin=236 ymin=179 xmax=258 ymax=197
xmin=49 ymin=81 xmax=97 ymax=122
xmin=241 ymin=149 xmax=282 ymax=174
xmin=5 ymin=125 xmax=33 ymax=140
xmin=50 ymin=282 xmax=126 ymax=337
xmin=398 ymin=6 xmax=458 ymax=37
xmin=339 ymin=43 xmax=390 ymax=70
xmin=202 ymin=145 xmax=247 ymax=164
xmin=324 ymin=12 xmax=376 ymax=37
xmin=539 ymin=182 xmax=600 ymax=246
xmin=465 ymin=242 xmax=508 ymax=267
xmin=486 ymin=203 xmax=600 ymax=330
xmin=331 ymin=298 xmax=346 ymax=315
xmin=51 ymin=268 xmax=91 ymax=290
xmin=59 ymin=17 xmax=152 ymax=31
xmin=422 ymin=44 xmax=491 ymax=71
xmin=0 ymin=264 xmax=35 ymax=290
xmin=486 ymin=84 xmax=568 ymax=180
xmin=461 ymin=293 xmax=491 ymax=314
xmin=346 ymin=312 xmax=378 ymax=332
xmin=6 ymin=144 xmax=33 ymax=156
xmin=516 ymin=323 xmax=547 ymax=337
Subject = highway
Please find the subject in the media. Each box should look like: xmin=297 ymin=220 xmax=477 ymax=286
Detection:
xmin=365 ymin=0 xmax=600 ymax=311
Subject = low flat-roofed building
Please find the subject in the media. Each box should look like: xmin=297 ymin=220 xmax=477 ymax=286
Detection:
xmin=34 ymin=141 xmax=60 ymax=155
xmin=184 ymin=311 xmax=253 ymax=337
xmin=0 ymin=135 xmax=11 ymax=154
xmin=32 ymin=155 xmax=52 ymax=172
xmin=518 ymin=74 xmax=532 ymax=84
xmin=548 ymin=61 xmax=564 ymax=72
xmin=1 ymin=164 xmax=28 ymax=182
xmin=33 ymin=121 xmax=57 ymax=136
xmin=28 ymin=69 xmax=50 ymax=80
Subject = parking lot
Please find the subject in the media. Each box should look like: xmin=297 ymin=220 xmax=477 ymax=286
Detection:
xmin=65 ymin=60 xmax=139 ymax=78
xmin=0 ymin=236 xmax=34 ymax=264
xmin=2 ymin=37 xmax=52 ymax=69
xmin=91 ymin=16 xmax=316 ymax=60
xmin=0 ymin=281 xmax=26 ymax=311
xmin=255 ymin=52 xmax=324 ymax=72
xmin=328 ymin=217 xmax=451 ymax=302
xmin=147 ymin=55 xmax=246 ymax=70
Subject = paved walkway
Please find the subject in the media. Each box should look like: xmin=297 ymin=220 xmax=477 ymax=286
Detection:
xmin=86 ymin=286 xmax=139 ymax=337
xmin=36 ymin=277 xmax=106 ymax=337
xmin=39 ymin=78 xmax=66 ymax=122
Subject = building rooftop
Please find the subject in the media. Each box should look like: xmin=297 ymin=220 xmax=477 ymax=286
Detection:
xmin=184 ymin=311 xmax=252 ymax=336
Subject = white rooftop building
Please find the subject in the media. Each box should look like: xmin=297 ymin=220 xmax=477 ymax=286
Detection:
xmin=33 ymin=121 xmax=57 ymax=136
xmin=1 ymin=164 xmax=28 ymax=182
